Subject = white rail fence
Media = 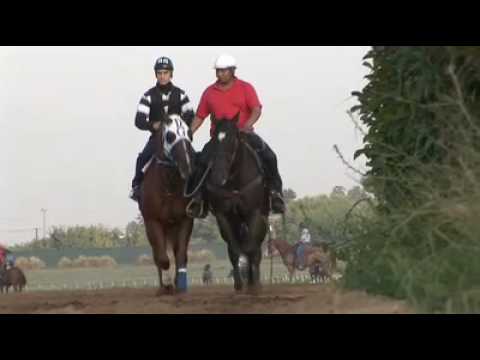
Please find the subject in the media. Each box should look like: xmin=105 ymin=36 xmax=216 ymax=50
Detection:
xmin=21 ymin=273 xmax=330 ymax=292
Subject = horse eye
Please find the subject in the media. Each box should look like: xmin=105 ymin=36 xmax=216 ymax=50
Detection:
xmin=166 ymin=131 xmax=176 ymax=144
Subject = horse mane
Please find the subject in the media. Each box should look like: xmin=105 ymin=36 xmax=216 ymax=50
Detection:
xmin=153 ymin=124 xmax=165 ymax=156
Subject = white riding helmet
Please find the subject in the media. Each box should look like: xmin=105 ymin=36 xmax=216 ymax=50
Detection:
xmin=214 ymin=54 xmax=237 ymax=70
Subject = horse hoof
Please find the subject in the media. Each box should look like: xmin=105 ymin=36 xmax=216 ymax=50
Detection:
xmin=175 ymin=287 xmax=188 ymax=295
xmin=156 ymin=286 xmax=175 ymax=297
xmin=246 ymin=285 xmax=261 ymax=296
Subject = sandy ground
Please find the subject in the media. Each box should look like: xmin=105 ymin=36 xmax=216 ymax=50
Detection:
xmin=0 ymin=284 xmax=413 ymax=314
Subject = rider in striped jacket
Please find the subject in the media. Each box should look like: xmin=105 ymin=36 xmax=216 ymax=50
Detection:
xmin=129 ymin=57 xmax=195 ymax=202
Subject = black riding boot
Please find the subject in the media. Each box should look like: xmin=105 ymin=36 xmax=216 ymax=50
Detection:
xmin=129 ymin=155 xmax=144 ymax=202
xmin=245 ymin=132 xmax=285 ymax=214
xmin=130 ymin=136 xmax=156 ymax=202
xmin=250 ymin=135 xmax=286 ymax=214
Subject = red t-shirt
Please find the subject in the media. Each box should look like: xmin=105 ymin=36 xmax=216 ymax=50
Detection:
xmin=196 ymin=78 xmax=262 ymax=136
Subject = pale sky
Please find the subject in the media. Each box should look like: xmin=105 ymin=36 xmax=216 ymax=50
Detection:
xmin=0 ymin=46 xmax=370 ymax=245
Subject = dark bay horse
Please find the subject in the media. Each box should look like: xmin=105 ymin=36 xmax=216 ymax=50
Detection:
xmin=271 ymin=238 xmax=336 ymax=282
xmin=0 ymin=265 xmax=27 ymax=293
xmin=206 ymin=116 xmax=269 ymax=293
xmin=139 ymin=114 xmax=195 ymax=295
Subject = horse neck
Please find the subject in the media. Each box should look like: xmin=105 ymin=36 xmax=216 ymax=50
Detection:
xmin=231 ymin=140 xmax=260 ymax=185
xmin=150 ymin=129 xmax=182 ymax=189
xmin=152 ymin=148 xmax=184 ymax=194
xmin=156 ymin=164 xmax=183 ymax=192
xmin=273 ymin=239 xmax=293 ymax=256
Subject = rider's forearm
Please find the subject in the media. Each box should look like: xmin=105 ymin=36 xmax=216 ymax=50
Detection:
xmin=135 ymin=113 xmax=155 ymax=132
xmin=191 ymin=115 xmax=205 ymax=134
xmin=243 ymin=107 xmax=262 ymax=130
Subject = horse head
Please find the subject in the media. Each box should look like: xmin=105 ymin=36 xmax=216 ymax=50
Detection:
xmin=154 ymin=114 xmax=194 ymax=181
xmin=209 ymin=113 xmax=241 ymax=187
xmin=271 ymin=238 xmax=288 ymax=250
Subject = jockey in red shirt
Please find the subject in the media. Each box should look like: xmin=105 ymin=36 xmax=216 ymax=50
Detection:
xmin=187 ymin=54 xmax=285 ymax=218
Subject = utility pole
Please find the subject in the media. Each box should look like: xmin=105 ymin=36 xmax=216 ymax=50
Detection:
xmin=35 ymin=227 xmax=39 ymax=241
xmin=41 ymin=208 xmax=47 ymax=240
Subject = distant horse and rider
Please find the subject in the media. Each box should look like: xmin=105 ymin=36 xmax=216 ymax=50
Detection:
xmin=0 ymin=247 xmax=26 ymax=294
xmin=0 ymin=265 xmax=26 ymax=294
xmin=269 ymin=225 xmax=336 ymax=283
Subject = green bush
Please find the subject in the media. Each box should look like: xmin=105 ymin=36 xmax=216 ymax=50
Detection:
xmin=345 ymin=46 xmax=480 ymax=312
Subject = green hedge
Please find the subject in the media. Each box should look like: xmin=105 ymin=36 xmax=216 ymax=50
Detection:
xmin=345 ymin=46 xmax=480 ymax=312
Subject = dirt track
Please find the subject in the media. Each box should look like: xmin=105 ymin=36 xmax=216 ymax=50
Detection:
xmin=0 ymin=284 xmax=413 ymax=314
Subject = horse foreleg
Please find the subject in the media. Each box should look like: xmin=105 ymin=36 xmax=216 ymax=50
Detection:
xmin=145 ymin=220 xmax=171 ymax=295
xmin=245 ymin=213 xmax=267 ymax=290
xmin=226 ymin=245 xmax=244 ymax=292
xmin=246 ymin=247 xmax=263 ymax=295
xmin=216 ymin=214 xmax=242 ymax=255
xmin=217 ymin=214 xmax=244 ymax=292
xmin=288 ymin=267 xmax=295 ymax=283
xmin=172 ymin=218 xmax=193 ymax=293
xmin=244 ymin=213 xmax=267 ymax=255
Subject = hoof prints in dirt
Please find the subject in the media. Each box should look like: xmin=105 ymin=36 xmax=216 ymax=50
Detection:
xmin=0 ymin=285 xmax=413 ymax=314
xmin=33 ymin=300 xmax=87 ymax=314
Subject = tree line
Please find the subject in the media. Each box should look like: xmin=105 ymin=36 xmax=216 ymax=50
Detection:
xmin=12 ymin=186 xmax=368 ymax=251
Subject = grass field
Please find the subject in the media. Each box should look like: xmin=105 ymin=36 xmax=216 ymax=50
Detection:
xmin=21 ymin=257 xmax=299 ymax=291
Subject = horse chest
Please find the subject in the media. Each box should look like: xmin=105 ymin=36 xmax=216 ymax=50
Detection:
xmin=142 ymin=196 xmax=187 ymax=220
xmin=162 ymin=199 xmax=188 ymax=220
